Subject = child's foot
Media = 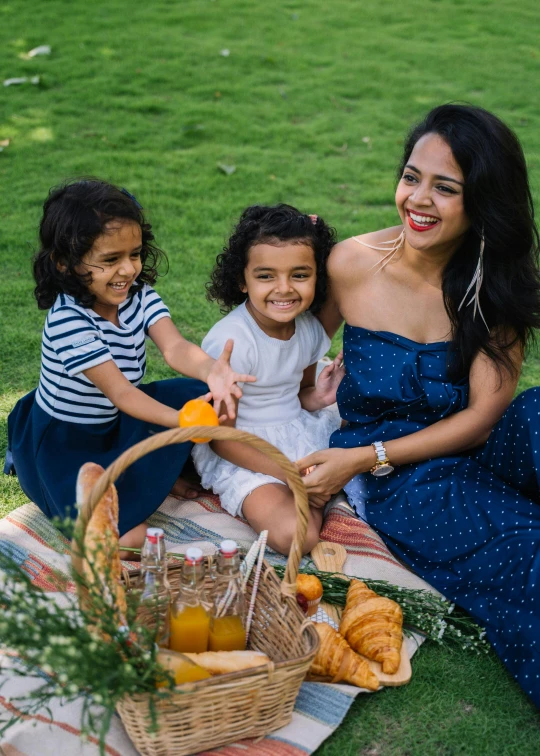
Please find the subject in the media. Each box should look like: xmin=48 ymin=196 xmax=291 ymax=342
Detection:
xmin=170 ymin=476 xmax=202 ymax=500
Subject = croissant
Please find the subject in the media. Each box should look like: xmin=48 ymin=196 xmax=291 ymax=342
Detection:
xmin=339 ymin=579 xmax=403 ymax=674
xmin=310 ymin=622 xmax=379 ymax=690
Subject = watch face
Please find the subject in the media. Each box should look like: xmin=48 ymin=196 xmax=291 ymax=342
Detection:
xmin=372 ymin=463 xmax=394 ymax=477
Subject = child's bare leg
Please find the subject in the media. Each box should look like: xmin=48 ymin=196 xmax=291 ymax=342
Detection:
xmin=119 ymin=522 xmax=148 ymax=561
xmin=242 ymin=483 xmax=323 ymax=556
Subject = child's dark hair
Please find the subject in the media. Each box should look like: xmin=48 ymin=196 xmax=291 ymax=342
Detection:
xmin=33 ymin=178 xmax=167 ymax=309
xmin=206 ymin=204 xmax=337 ymax=314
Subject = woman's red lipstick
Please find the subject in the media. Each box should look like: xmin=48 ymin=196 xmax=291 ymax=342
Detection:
xmin=407 ymin=210 xmax=440 ymax=232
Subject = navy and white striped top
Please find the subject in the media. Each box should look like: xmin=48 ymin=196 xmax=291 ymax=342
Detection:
xmin=36 ymin=284 xmax=170 ymax=424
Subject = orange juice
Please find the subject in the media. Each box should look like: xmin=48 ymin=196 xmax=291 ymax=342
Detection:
xmin=209 ymin=615 xmax=246 ymax=651
xmin=157 ymin=651 xmax=211 ymax=686
xmin=170 ymin=604 xmax=210 ymax=653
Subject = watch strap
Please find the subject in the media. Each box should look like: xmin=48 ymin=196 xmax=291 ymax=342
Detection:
xmin=372 ymin=441 xmax=389 ymax=464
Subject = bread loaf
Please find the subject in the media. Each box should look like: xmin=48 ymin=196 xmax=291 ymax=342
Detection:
xmin=77 ymin=462 xmax=127 ymax=625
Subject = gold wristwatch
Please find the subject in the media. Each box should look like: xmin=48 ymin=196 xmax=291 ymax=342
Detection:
xmin=370 ymin=441 xmax=394 ymax=477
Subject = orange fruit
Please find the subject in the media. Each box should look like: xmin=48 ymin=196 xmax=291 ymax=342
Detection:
xmin=178 ymin=399 xmax=219 ymax=443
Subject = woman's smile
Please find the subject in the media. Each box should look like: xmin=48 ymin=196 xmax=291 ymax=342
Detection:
xmin=406 ymin=209 xmax=441 ymax=232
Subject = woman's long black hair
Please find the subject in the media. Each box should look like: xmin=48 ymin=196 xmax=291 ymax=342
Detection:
xmin=207 ymin=204 xmax=337 ymax=315
xmin=33 ymin=179 xmax=166 ymax=309
xmin=399 ymin=104 xmax=540 ymax=380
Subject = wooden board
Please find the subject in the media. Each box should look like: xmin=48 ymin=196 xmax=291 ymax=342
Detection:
xmin=310 ymin=541 xmax=412 ymax=687
xmin=310 ymin=541 xmax=347 ymax=625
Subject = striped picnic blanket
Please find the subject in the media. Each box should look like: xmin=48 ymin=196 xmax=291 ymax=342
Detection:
xmin=0 ymin=493 xmax=433 ymax=755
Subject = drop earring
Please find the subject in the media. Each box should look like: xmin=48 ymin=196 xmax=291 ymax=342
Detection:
xmin=354 ymin=230 xmax=406 ymax=273
xmin=458 ymin=230 xmax=489 ymax=330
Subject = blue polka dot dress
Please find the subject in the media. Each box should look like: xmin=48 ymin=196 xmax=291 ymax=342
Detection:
xmin=331 ymin=326 xmax=540 ymax=707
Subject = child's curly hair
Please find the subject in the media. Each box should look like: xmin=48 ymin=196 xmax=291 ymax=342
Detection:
xmin=207 ymin=204 xmax=337 ymax=314
xmin=33 ymin=178 xmax=167 ymax=310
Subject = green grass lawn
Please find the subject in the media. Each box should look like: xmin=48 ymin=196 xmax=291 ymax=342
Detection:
xmin=1 ymin=0 xmax=539 ymax=752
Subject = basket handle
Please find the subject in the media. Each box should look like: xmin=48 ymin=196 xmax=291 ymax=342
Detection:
xmin=71 ymin=425 xmax=310 ymax=599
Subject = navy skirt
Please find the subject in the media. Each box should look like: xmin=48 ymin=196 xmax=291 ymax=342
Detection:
xmin=5 ymin=377 xmax=207 ymax=535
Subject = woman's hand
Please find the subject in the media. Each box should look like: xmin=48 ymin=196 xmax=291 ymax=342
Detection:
xmin=296 ymin=446 xmax=375 ymax=498
xmin=314 ymin=351 xmax=345 ymax=407
xmin=206 ymin=339 xmax=256 ymax=419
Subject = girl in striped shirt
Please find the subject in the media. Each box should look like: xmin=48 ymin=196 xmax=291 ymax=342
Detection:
xmin=5 ymin=179 xmax=254 ymax=555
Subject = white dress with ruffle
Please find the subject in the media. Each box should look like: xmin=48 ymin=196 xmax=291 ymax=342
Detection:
xmin=192 ymin=303 xmax=341 ymax=517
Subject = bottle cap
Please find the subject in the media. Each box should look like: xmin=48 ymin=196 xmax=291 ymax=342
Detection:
xmin=185 ymin=546 xmax=204 ymax=564
xmin=146 ymin=527 xmax=165 ymax=544
xmin=219 ymin=540 xmax=238 ymax=555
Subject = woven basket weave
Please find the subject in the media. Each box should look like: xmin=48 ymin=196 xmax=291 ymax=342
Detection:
xmin=72 ymin=425 xmax=319 ymax=756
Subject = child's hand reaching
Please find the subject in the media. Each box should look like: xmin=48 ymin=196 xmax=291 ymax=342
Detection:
xmin=314 ymin=351 xmax=345 ymax=407
xmin=206 ymin=339 xmax=256 ymax=420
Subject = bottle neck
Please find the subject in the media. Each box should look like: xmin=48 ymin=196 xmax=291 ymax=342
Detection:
xmin=217 ymin=553 xmax=241 ymax=579
xmin=141 ymin=539 xmax=167 ymax=571
xmin=180 ymin=562 xmax=206 ymax=590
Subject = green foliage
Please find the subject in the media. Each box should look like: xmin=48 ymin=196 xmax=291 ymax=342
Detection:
xmin=0 ymin=0 xmax=539 ymax=751
xmin=0 ymin=532 xmax=174 ymax=755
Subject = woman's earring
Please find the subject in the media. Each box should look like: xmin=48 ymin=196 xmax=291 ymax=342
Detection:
xmin=458 ymin=231 xmax=489 ymax=330
xmin=354 ymin=229 xmax=405 ymax=273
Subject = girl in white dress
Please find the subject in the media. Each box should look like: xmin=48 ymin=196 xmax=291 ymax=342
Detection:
xmin=193 ymin=204 xmax=344 ymax=555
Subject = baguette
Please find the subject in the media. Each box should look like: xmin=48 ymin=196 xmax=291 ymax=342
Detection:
xmin=183 ymin=650 xmax=270 ymax=675
xmin=77 ymin=462 xmax=127 ymax=624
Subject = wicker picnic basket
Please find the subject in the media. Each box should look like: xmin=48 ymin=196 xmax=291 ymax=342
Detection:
xmin=72 ymin=425 xmax=319 ymax=756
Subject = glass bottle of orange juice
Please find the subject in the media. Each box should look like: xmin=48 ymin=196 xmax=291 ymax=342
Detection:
xmin=209 ymin=540 xmax=246 ymax=651
xmin=169 ymin=547 xmax=211 ymax=653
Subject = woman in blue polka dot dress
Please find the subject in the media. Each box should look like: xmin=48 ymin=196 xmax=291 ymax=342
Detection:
xmin=297 ymin=104 xmax=540 ymax=707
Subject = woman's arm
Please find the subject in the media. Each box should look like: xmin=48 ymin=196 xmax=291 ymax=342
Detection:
xmin=84 ymin=360 xmax=209 ymax=428
xmin=148 ymin=317 xmax=256 ymax=418
xmin=297 ymin=343 xmax=522 ymax=497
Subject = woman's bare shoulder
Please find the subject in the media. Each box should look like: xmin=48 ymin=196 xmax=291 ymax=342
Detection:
xmin=328 ymin=226 xmax=403 ymax=278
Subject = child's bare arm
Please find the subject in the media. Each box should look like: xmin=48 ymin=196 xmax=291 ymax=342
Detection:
xmin=84 ymin=361 xmax=207 ymax=428
xmin=148 ymin=318 xmax=256 ymax=419
xmin=210 ymin=398 xmax=288 ymax=482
